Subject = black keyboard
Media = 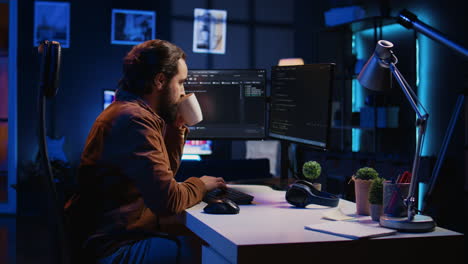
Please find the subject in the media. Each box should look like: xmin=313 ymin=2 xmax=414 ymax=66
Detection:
xmin=204 ymin=187 xmax=254 ymax=205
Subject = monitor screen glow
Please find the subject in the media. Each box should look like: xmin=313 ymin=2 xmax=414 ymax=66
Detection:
xmin=103 ymin=89 xmax=116 ymax=109
xmin=184 ymin=69 xmax=267 ymax=139
xmin=269 ymin=64 xmax=335 ymax=150
xmin=183 ymin=140 xmax=212 ymax=155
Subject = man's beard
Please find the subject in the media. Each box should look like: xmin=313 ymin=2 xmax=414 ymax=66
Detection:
xmin=159 ymin=84 xmax=178 ymax=124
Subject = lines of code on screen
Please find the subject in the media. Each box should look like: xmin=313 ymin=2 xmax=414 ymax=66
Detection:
xmin=185 ymin=69 xmax=266 ymax=139
xmin=269 ymin=64 xmax=335 ymax=149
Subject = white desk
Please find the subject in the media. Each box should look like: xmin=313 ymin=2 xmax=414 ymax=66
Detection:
xmin=179 ymin=185 xmax=464 ymax=264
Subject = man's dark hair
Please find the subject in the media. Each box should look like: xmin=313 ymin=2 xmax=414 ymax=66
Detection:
xmin=118 ymin=39 xmax=186 ymax=96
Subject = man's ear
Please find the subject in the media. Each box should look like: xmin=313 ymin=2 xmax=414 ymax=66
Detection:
xmin=153 ymin=73 xmax=166 ymax=91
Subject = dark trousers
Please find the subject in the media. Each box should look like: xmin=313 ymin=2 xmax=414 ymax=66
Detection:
xmin=97 ymin=237 xmax=179 ymax=264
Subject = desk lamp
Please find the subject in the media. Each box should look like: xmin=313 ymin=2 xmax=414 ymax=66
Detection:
xmin=396 ymin=9 xmax=468 ymax=215
xmin=357 ymin=40 xmax=435 ymax=232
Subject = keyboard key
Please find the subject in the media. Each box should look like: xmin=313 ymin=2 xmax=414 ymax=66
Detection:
xmin=204 ymin=187 xmax=254 ymax=205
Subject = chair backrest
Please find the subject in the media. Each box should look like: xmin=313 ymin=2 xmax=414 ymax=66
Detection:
xmin=39 ymin=40 xmax=61 ymax=98
xmin=38 ymin=40 xmax=71 ymax=264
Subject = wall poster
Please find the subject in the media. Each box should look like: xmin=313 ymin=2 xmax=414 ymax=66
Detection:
xmin=193 ymin=8 xmax=227 ymax=54
xmin=111 ymin=9 xmax=156 ymax=45
xmin=34 ymin=1 xmax=70 ymax=48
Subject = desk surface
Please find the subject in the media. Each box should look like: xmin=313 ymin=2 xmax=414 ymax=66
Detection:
xmin=180 ymin=184 xmax=464 ymax=264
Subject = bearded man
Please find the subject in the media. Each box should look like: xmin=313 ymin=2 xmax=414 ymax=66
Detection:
xmin=65 ymin=39 xmax=225 ymax=264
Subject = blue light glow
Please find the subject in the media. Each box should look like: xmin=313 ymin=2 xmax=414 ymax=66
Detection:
xmin=351 ymin=79 xmax=362 ymax=152
xmin=181 ymin=154 xmax=202 ymax=161
xmin=418 ymin=34 xmax=433 ymax=156
xmin=351 ymin=34 xmax=361 ymax=152
xmin=416 ymin=38 xmax=420 ymax=87
xmin=351 ymin=128 xmax=360 ymax=152
xmin=5 ymin=0 xmax=18 ymax=214
xmin=359 ymin=23 xmax=404 ymax=38
xmin=414 ymin=10 xmax=436 ymax=156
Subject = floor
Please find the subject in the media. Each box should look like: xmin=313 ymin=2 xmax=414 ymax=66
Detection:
xmin=1 ymin=203 xmax=61 ymax=264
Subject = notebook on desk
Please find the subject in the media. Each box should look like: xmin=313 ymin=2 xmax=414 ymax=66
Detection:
xmin=305 ymin=220 xmax=397 ymax=239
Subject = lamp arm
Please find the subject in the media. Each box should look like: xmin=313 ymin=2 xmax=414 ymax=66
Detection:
xmin=398 ymin=10 xmax=468 ymax=59
xmin=388 ymin=63 xmax=429 ymax=221
xmin=389 ymin=63 xmax=428 ymax=120
xmin=406 ymin=118 xmax=427 ymax=220
xmin=397 ymin=66 xmax=429 ymax=116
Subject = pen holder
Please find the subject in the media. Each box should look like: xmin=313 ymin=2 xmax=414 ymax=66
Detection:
xmin=383 ymin=181 xmax=410 ymax=217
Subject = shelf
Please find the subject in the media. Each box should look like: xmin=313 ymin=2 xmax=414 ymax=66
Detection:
xmin=324 ymin=16 xmax=398 ymax=33
xmin=331 ymin=125 xmax=373 ymax=130
xmin=331 ymin=125 xmax=397 ymax=130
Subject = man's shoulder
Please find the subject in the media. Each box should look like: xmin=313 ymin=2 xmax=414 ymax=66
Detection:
xmin=99 ymin=101 xmax=162 ymax=129
xmin=99 ymin=101 xmax=147 ymax=120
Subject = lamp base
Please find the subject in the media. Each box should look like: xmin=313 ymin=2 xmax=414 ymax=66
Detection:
xmin=380 ymin=214 xmax=435 ymax=232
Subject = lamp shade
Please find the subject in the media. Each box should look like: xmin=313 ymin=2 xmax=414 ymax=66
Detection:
xmin=357 ymin=40 xmax=395 ymax=91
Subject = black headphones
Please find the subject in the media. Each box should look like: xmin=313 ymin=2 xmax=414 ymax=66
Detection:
xmin=286 ymin=180 xmax=339 ymax=208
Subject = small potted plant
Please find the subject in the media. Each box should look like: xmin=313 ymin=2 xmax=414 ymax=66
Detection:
xmin=352 ymin=167 xmax=379 ymax=215
xmin=302 ymin=161 xmax=322 ymax=191
xmin=368 ymin=177 xmax=384 ymax=221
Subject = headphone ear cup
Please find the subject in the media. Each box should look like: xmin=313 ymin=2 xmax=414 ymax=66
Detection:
xmin=286 ymin=180 xmax=339 ymax=208
xmin=286 ymin=182 xmax=311 ymax=207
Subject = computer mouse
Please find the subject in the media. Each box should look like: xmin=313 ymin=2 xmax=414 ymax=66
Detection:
xmin=203 ymin=198 xmax=240 ymax=214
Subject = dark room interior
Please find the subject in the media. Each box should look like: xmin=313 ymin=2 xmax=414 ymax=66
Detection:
xmin=0 ymin=0 xmax=467 ymax=263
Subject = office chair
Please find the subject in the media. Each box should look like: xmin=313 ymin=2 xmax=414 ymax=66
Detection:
xmin=37 ymin=40 xmax=71 ymax=264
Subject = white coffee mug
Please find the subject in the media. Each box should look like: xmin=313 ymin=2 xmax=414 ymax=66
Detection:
xmin=178 ymin=93 xmax=203 ymax=126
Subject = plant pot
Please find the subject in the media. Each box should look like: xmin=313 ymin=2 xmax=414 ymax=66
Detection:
xmin=354 ymin=177 xmax=372 ymax=215
xmin=370 ymin=204 xmax=383 ymax=221
xmin=312 ymin=183 xmax=322 ymax=191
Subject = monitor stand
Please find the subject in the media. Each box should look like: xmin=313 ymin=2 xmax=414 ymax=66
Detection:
xmin=226 ymin=141 xmax=298 ymax=190
xmin=258 ymin=141 xmax=299 ymax=190
xmin=227 ymin=177 xmax=295 ymax=190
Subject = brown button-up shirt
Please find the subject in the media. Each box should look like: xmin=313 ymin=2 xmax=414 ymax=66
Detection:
xmin=67 ymin=89 xmax=206 ymax=257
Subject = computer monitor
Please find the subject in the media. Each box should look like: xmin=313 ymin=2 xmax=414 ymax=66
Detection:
xmin=184 ymin=69 xmax=267 ymax=139
xmin=103 ymin=89 xmax=116 ymax=109
xmin=269 ymin=64 xmax=335 ymax=150
xmin=183 ymin=140 xmax=212 ymax=155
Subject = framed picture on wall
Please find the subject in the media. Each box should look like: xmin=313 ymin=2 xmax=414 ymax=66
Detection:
xmin=33 ymin=1 xmax=70 ymax=48
xmin=193 ymin=8 xmax=227 ymax=54
xmin=111 ymin=9 xmax=156 ymax=45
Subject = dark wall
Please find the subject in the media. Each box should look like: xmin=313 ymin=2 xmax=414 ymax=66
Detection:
xmin=17 ymin=0 xmax=295 ymax=172
xmin=18 ymin=0 xmax=167 ymax=170
xmin=17 ymin=0 xmax=467 ymax=169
